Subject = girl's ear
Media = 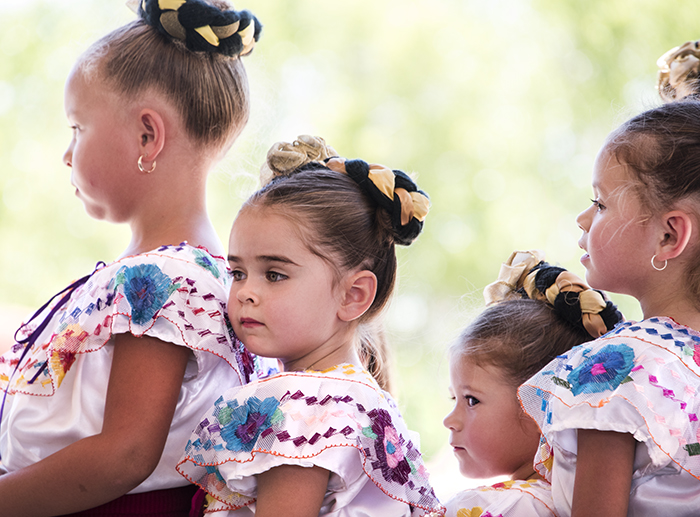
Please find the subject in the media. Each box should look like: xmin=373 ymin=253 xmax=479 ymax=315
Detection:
xmin=656 ymin=210 xmax=694 ymax=261
xmin=137 ymin=108 xmax=166 ymax=165
xmin=337 ymin=270 xmax=377 ymax=322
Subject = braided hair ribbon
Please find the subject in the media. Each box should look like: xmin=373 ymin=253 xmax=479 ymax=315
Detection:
xmin=137 ymin=0 xmax=262 ymax=57
xmin=484 ymin=250 xmax=623 ymax=338
xmin=657 ymin=40 xmax=700 ymax=102
xmin=263 ymin=135 xmax=430 ymax=246
xmin=326 ymin=158 xmax=429 ymax=245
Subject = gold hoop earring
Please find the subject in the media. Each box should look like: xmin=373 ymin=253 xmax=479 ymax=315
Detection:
xmin=651 ymin=254 xmax=668 ymax=271
xmin=138 ymin=155 xmax=156 ymax=174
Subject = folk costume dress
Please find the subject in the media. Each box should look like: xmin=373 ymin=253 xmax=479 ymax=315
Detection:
xmin=0 ymin=243 xmax=273 ymax=494
xmin=177 ymin=363 xmax=445 ymax=516
xmin=444 ymin=479 xmax=556 ymax=517
xmin=519 ymin=317 xmax=700 ymax=516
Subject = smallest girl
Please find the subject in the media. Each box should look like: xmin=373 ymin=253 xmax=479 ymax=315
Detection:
xmin=444 ymin=250 xmax=622 ymax=517
xmin=177 ymin=136 xmax=445 ymax=516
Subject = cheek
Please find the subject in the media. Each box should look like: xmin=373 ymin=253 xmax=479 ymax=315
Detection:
xmin=227 ymin=288 xmax=238 ymax=320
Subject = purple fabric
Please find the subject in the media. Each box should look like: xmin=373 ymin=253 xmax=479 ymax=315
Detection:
xmin=59 ymin=485 xmax=199 ymax=516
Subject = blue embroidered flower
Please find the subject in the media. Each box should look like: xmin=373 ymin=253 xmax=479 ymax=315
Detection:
xmin=218 ymin=396 xmax=282 ymax=452
xmin=193 ymin=248 xmax=220 ymax=278
xmin=567 ymin=343 xmax=635 ymax=396
xmin=117 ymin=264 xmax=177 ymax=325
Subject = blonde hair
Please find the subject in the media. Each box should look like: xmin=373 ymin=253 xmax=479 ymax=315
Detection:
xmin=79 ymin=19 xmax=250 ymax=150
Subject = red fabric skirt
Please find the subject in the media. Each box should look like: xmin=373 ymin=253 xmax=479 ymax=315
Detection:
xmin=58 ymin=485 xmax=201 ymax=517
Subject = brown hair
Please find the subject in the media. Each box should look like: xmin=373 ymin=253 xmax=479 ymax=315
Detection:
xmin=243 ymin=165 xmax=420 ymax=392
xmin=606 ymin=100 xmax=700 ymax=300
xmin=452 ymin=299 xmax=595 ymax=387
xmin=246 ymin=167 xmax=402 ymax=320
xmin=79 ymin=19 xmax=250 ymax=150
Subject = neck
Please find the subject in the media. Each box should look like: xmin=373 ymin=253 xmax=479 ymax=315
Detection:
xmin=638 ymin=277 xmax=700 ymax=332
xmin=282 ymin=331 xmax=363 ymax=373
xmin=120 ymin=159 xmax=225 ymax=257
xmin=510 ymin=464 xmax=543 ymax=482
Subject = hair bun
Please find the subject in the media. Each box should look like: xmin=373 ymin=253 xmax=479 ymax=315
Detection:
xmin=340 ymin=159 xmax=429 ymax=245
xmin=657 ymin=40 xmax=700 ymax=102
xmin=138 ymin=0 xmax=262 ymax=57
xmin=262 ymin=136 xmax=429 ymax=245
xmin=262 ymin=135 xmax=338 ymax=183
xmin=484 ymin=250 xmax=623 ymax=338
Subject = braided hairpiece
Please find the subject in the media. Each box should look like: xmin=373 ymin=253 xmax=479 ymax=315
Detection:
xmin=263 ymin=135 xmax=430 ymax=246
xmin=657 ymin=40 xmax=700 ymax=102
xmin=135 ymin=0 xmax=262 ymax=57
xmin=483 ymin=250 xmax=623 ymax=338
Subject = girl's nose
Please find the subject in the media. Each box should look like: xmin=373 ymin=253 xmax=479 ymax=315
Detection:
xmin=576 ymin=205 xmax=592 ymax=232
xmin=443 ymin=407 xmax=461 ymax=431
xmin=235 ymin=282 xmax=258 ymax=304
xmin=63 ymin=143 xmax=73 ymax=167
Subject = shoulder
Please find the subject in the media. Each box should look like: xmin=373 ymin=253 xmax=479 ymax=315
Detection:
xmin=520 ymin=317 xmax=700 ymax=479
xmin=179 ymin=364 xmax=443 ymax=515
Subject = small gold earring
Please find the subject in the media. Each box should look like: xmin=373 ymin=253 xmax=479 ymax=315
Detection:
xmin=138 ymin=154 xmax=156 ymax=174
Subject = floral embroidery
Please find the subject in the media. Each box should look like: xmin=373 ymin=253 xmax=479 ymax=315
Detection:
xmin=567 ymin=343 xmax=635 ymax=396
xmin=366 ymin=408 xmax=412 ymax=485
xmin=193 ymin=248 xmax=220 ymax=278
xmin=49 ymin=323 xmax=86 ymax=386
xmin=218 ymin=395 xmax=283 ymax=452
xmin=115 ymin=264 xmax=178 ymax=325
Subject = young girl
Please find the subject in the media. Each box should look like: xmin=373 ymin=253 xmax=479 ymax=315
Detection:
xmin=518 ymin=99 xmax=700 ymax=516
xmin=443 ymin=250 xmax=622 ymax=517
xmin=0 ymin=1 xmax=272 ymax=515
xmin=176 ymin=135 xmax=445 ymax=516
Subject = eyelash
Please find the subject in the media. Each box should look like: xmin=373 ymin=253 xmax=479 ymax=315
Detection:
xmin=465 ymin=396 xmax=479 ymax=407
xmin=591 ymin=198 xmax=606 ymax=211
xmin=266 ymin=271 xmax=286 ymax=282
xmin=448 ymin=394 xmax=480 ymax=407
xmin=230 ymin=269 xmax=245 ymax=281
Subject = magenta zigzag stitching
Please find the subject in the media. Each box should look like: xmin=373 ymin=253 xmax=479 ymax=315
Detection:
xmin=254 ymin=388 xmax=361 ymax=446
xmin=642 ymin=366 xmax=699 ymax=423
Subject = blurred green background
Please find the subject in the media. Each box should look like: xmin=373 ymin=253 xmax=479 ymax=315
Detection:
xmin=2 ymin=0 xmax=699 ymax=495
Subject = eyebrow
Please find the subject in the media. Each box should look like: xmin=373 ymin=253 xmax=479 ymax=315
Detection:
xmin=457 ymin=383 xmax=485 ymax=394
xmin=227 ymin=254 xmax=300 ymax=266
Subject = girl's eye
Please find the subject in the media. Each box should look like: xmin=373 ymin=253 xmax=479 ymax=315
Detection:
xmin=465 ymin=395 xmax=480 ymax=407
xmin=266 ymin=271 xmax=287 ymax=282
xmin=591 ymin=198 xmax=606 ymax=211
xmin=230 ymin=269 xmax=245 ymax=281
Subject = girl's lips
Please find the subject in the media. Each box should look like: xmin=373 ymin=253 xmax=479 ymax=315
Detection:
xmin=240 ymin=317 xmax=263 ymax=328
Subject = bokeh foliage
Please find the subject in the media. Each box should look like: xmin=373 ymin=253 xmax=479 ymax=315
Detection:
xmin=2 ymin=0 xmax=700 ymax=463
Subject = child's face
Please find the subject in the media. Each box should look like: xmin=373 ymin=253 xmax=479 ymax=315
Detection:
xmin=62 ymin=66 xmax=136 ymax=222
xmin=575 ymin=146 xmax=656 ymax=296
xmin=227 ymin=208 xmax=348 ymax=371
xmin=444 ymin=354 xmax=540 ymax=480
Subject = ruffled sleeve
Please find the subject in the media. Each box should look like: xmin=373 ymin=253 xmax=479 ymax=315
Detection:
xmin=0 ymin=244 xmax=264 ymax=397
xmin=444 ymin=479 xmax=556 ymax=517
xmin=177 ymin=364 xmax=445 ymax=516
xmin=518 ymin=317 xmax=700 ymax=481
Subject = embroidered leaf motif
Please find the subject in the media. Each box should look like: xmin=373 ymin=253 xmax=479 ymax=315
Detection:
xmin=193 ymin=248 xmax=220 ymax=278
xmin=620 ymin=375 xmax=633 ymax=384
xmin=552 ymin=376 xmax=571 ymax=390
xmin=685 ymin=443 xmax=700 ymax=456
xmin=362 ymin=426 xmax=378 ymax=440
